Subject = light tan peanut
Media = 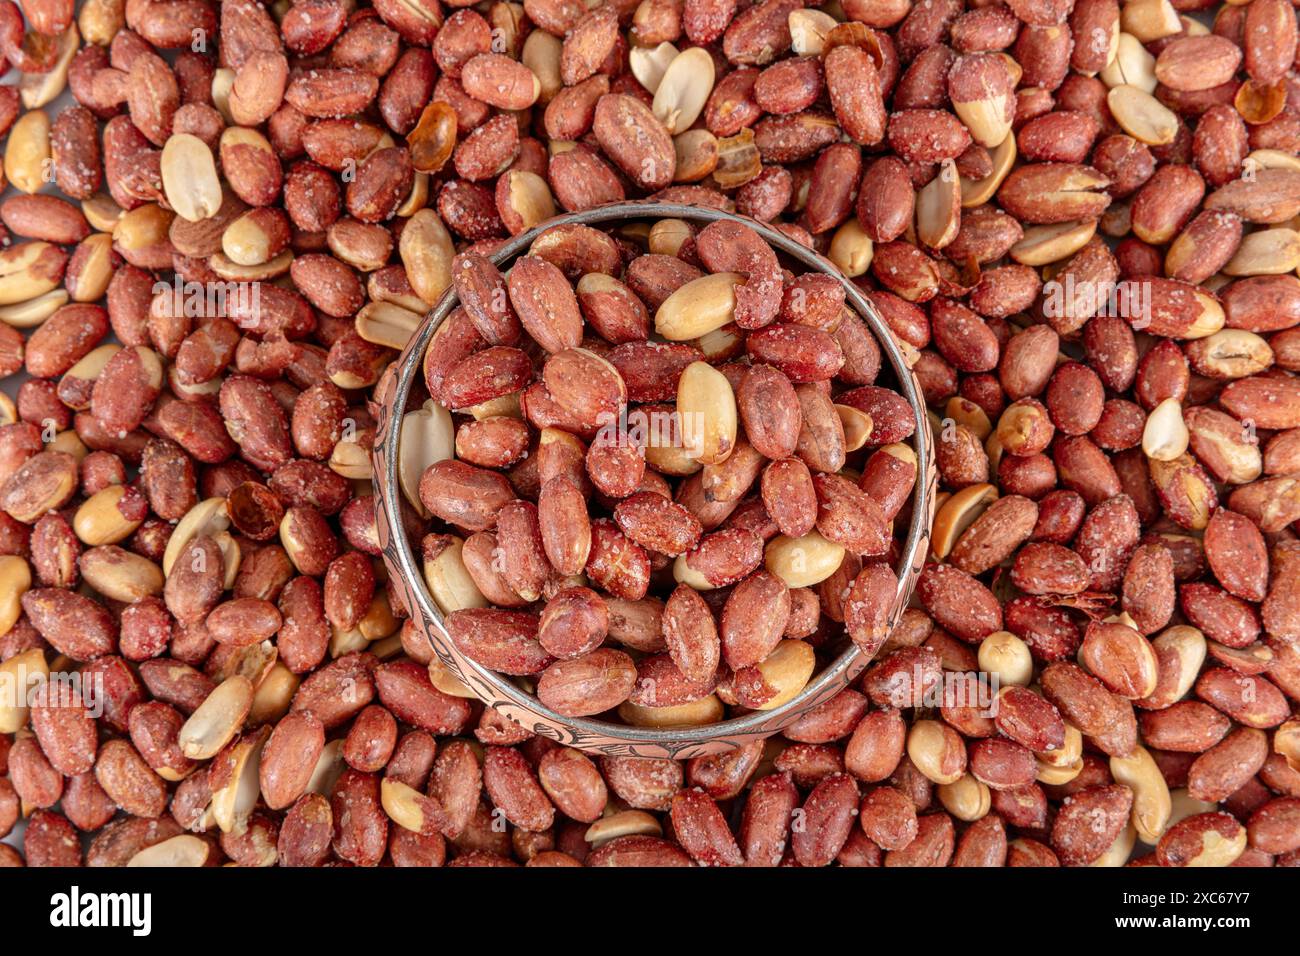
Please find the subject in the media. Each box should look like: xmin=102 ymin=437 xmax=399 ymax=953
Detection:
xmin=978 ymin=631 xmax=1033 ymax=686
xmin=655 ymin=272 xmax=742 ymax=341
xmin=653 ymin=48 xmax=714 ymax=136
xmin=160 ymin=134 xmax=222 ymax=222
xmin=0 ymin=648 xmax=47 ymax=733
xmin=4 ymin=110 xmax=51 ymax=195
xmin=179 ymin=676 xmax=255 ymax=761
xmin=20 ymin=22 xmax=79 ymax=110
xmin=400 ymin=209 xmax=456 ymax=307
xmin=677 ymin=361 xmax=738 ymax=467
xmin=736 ymin=640 xmax=816 ymax=711
xmin=1141 ymin=398 xmax=1189 ymax=462
xmin=1110 ymin=745 xmax=1172 ymax=844
xmin=73 ymin=485 xmax=144 ymax=546
xmin=829 ymin=219 xmax=875 ymax=277
xmin=937 ymin=773 xmax=991 ymax=822
xmin=630 ymin=42 xmax=677 ymax=95
xmin=764 ymin=531 xmax=847 ymax=588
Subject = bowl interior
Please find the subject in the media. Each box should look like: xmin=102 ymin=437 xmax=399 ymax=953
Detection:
xmin=372 ymin=200 xmax=937 ymax=758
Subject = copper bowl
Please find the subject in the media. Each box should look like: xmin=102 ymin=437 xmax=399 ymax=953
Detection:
xmin=372 ymin=200 xmax=937 ymax=759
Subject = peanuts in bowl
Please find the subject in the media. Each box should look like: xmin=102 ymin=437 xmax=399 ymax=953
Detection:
xmin=376 ymin=202 xmax=934 ymax=757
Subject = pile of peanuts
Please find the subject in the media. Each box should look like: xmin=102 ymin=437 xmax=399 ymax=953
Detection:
xmin=0 ymin=0 xmax=1297 ymax=868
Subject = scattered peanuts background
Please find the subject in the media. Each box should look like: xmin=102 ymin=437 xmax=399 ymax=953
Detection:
xmin=0 ymin=0 xmax=1298 ymax=868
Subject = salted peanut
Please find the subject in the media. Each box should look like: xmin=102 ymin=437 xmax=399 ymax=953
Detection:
xmin=907 ymin=719 xmax=967 ymax=785
xmin=3 ymin=451 xmax=79 ymax=523
xmin=210 ymin=727 xmax=268 ymax=834
xmin=1035 ymin=753 xmax=1083 ymax=787
xmin=248 ymin=663 xmax=298 ymax=727
xmin=210 ymin=69 xmax=236 ymax=122
xmin=205 ymin=249 xmax=291 ymax=282
xmin=126 ymin=834 xmax=212 ymax=868
xmin=828 ymin=219 xmax=874 ymax=277
xmin=424 ymin=655 xmax=476 ymax=698
xmin=653 ymin=48 xmax=714 ymax=136
xmin=648 ymin=219 xmax=693 ymax=256
xmin=645 ymin=431 xmax=705 ymax=478
xmin=20 ymin=22 xmax=79 ymax=109
xmin=655 ymin=272 xmax=742 ymax=340
xmin=1037 ymin=720 xmax=1084 ymax=771
xmin=788 ymin=8 xmax=838 ymax=56
xmin=1107 ymin=85 xmax=1179 ymax=146
xmin=949 ymin=56 xmax=1015 ymax=149
xmin=79 ymin=0 xmax=124 ymax=44
xmin=221 ymin=208 xmax=289 ymax=267
xmin=1011 ymin=220 xmax=1098 ymax=266
xmin=399 ymin=209 xmax=456 ymax=307
xmin=522 ymin=29 xmax=563 ymax=103
xmin=1141 ymin=398 xmax=1188 ymax=462
xmin=72 ymin=485 xmax=144 ymax=546
xmin=937 ymin=773 xmax=991 ymax=822
xmin=114 ymin=204 xmax=175 ymax=266
xmin=1154 ymin=36 xmax=1241 ymax=93
xmin=1157 ymin=812 xmax=1247 ymax=867
xmin=1110 ymin=745 xmax=1172 ymax=844
xmin=996 ymin=400 xmax=1053 ymax=456
xmin=161 ymin=498 xmax=231 ymax=578
xmin=1185 ymin=330 xmax=1273 ymax=380
xmin=161 ymin=134 xmax=222 ymax=223
xmin=356 ymin=301 xmax=422 ymax=352
xmin=1139 ymin=625 xmax=1207 ymax=710
xmin=422 ymin=534 xmax=486 ymax=615
xmin=618 ymin=695 xmax=725 ymax=727
xmin=1224 ymin=228 xmax=1300 ymax=276
xmin=585 ymin=810 xmax=662 ymax=846
xmin=178 ymin=676 xmax=255 ymax=761
xmin=0 ymin=648 xmax=47 ymax=733
xmin=328 ymin=430 xmax=374 ymax=481
xmin=60 ymin=344 xmax=119 ymax=410
xmin=65 ymin=233 xmax=114 ymax=303
xmin=735 ymin=639 xmax=816 ymax=711
xmin=677 ymin=361 xmax=737 ymax=466
xmin=4 ymin=110 xmax=51 ymax=195
xmin=380 ymin=778 xmax=446 ymax=835
xmin=1100 ymin=33 xmax=1157 ymax=92
xmin=80 ymin=547 xmax=164 ymax=603
xmin=0 ymin=554 xmax=27 ymax=634
xmin=497 ymin=171 xmax=557 ymax=235
xmin=80 ymin=193 xmax=123 ymax=232
xmin=1275 ymin=718 xmax=1300 ymax=761
xmin=1245 ymin=150 xmax=1300 ymax=175
xmin=0 ymin=241 xmax=66 ymax=307
xmin=629 ymin=42 xmax=678 ymax=95
xmin=764 ymin=531 xmax=846 ymax=588
xmin=837 ymin=405 xmax=874 ymax=452
xmin=930 ymin=483 xmax=997 ymax=561
xmin=1119 ymin=0 xmax=1180 ymax=42
xmin=945 ymin=397 xmax=992 ymax=440
xmin=916 ymin=161 xmax=962 ymax=249
xmin=978 ymin=631 xmax=1033 ymax=687
xmin=960 ymin=134 xmax=1016 ymax=207
xmin=1090 ymin=823 xmax=1137 ymax=868
xmin=49 ymin=431 xmax=88 ymax=462
xmin=463 ymin=53 xmax=541 ymax=110
xmin=0 ymin=289 xmax=68 ymax=327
